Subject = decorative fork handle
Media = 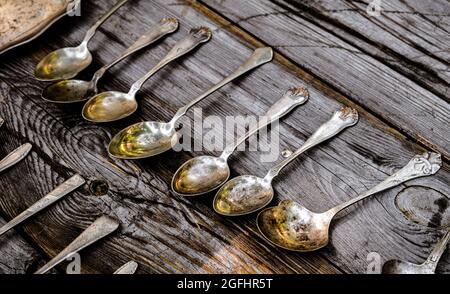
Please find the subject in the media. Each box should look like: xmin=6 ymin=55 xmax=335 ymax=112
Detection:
xmin=0 ymin=175 xmax=85 ymax=237
xmin=90 ymin=18 xmax=179 ymax=90
xmin=82 ymin=0 xmax=129 ymax=44
xmin=35 ymin=216 xmax=120 ymax=274
xmin=330 ymin=152 xmax=442 ymax=215
xmin=171 ymin=47 xmax=274 ymax=125
xmin=129 ymin=27 xmax=212 ymax=96
xmin=220 ymin=87 xmax=309 ymax=160
xmin=265 ymin=107 xmax=359 ymax=181
xmin=0 ymin=143 xmax=32 ymax=173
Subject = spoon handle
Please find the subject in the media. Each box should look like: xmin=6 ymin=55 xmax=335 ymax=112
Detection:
xmin=128 ymin=27 xmax=212 ymax=96
xmin=265 ymin=107 xmax=359 ymax=181
xmin=170 ymin=47 xmax=274 ymax=125
xmin=89 ymin=18 xmax=179 ymax=90
xmin=329 ymin=152 xmax=442 ymax=215
xmin=425 ymin=228 xmax=450 ymax=271
xmin=82 ymin=0 xmax=129 ymax=44
xmin=114 ymin=261 xmax=138 ymax=274
xmin=0 ymin=143 xmax=32 ymax=173
xmin=0 ymin=175 xmax=85 ymax=237
xmin=35 ymin=216 xmax=120 ymax=274
xmin=220 ymin=87 xmax=309 ymax=160
xmin=0 ymin=118 xmax=4 ymax=128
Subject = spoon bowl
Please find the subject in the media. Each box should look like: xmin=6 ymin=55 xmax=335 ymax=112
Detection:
xmin=257 ymin=200 xmax=332 ymax=252
xmin=214 ymin=175 xmax=274 ymax=216
xmin=108 ymin=121 xmax=178 ymax=160
xmin=35 ymin=46 xmax=92 ymax=82
xmin=43 ymin=79 xmax=92 ymax=103
xmin=83 ymin=91 xmax=137 ymax=122
xmin=172 ymin=156 xmax=230 ymax=196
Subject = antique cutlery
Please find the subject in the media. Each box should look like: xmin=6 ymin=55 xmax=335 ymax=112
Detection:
xmin=114 ymin=261 xmax=138 ymax=274
xmin=108 ymin=47 xmax=274 ymax=160
xmin=171 ymin=87 xmax=310 ymax=197
xmin=0 ymin=175 xmax=85 ymax=237
xmin=35 ymin=0 xmax=129 ymax=81
xmin=257 ymin=152 xmax=442 ymax=252
xmin=35 ymin=215 xmax=120 ymax=274
xmin=213 ymin=107 xmax=359 ymax=216
xmin=82 ymin=26 xmax=212 ymax=122
xmin=0 ymin=143 xmax=32 ymax=173
xmin=383 ymin=228 xmax=450 ymax=274
xmin=42 ymin=18 xmax=179 ymax=103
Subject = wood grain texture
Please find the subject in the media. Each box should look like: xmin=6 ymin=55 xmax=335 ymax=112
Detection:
xmin=0 ymin=0 xmax=448 ymax=274
xmin=202 ymin=0 xmax=450 ymax=160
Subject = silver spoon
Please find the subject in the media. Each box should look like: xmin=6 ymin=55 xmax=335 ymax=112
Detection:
xmin=171 ymin=87 xmax=310 ymax=197
xmin=41 ymin=18 xmax=179 ymax=103
xmin=35 ymin=0 xmax=129 ymax=82
xmin=0 ymin=143 xmax=32 ymax=173
xmin=383 ymin=228 xmax=450 ymax=274
xmin=82 ymin=27 xmax=212 ymax=123
xmin=35 ymin=215 xmax=120 ymax=274
xmin=108 ymin=47 xmax=274 ymax=160
xmin=0 ymin=175 xmax=85 ymax=237
xmin=114 ymin=261 xmax=138 ymax=274
xmin=257 ymin=152 xmax=442 ymax=252
xmin=213 ymin=107 xmax=359 ymax=216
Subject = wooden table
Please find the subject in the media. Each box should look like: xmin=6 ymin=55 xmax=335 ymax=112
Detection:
xmin=0 ymin=0 xmax=449 ymax=274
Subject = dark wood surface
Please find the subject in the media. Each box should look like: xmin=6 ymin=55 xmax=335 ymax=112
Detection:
xmin=0 ymin=0 xmax=448 ymax=274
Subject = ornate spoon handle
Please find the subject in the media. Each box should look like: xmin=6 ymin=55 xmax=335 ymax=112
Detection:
xmin=265 ymin=107 xmax=359 ymax=181
xmin=0 ymin=143 xmax=32 ymax=173
xmin=220 ymin=87 xmax=309 ymax=160
xmin=82 ymin=0 xmax=129 ymax=44
xmin=89 ymin=18 xmax=179 ymax=91
xmin=128 ymin=27 xmax=212 ymax=96
xmin=0 ymin=175 xmax=85 ymax=237
xmin=35 ymin=216 xmax=120 ymax=274
xmin=329 ymin=152 xmax=442 ymax=215
xmin=170 ymin=47 xmax=274 ymax=125
xmin=425 ymin=228 xmax=450 ymax=271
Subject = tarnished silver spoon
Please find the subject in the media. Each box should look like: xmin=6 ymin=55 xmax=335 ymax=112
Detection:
xmin=171 ymin=87 xmax=309 ymax=197
xmin=213 ymin=107 xmax=359 ymax=216
xmin=35 ymin=215 xmax=120 ymax=274
xmin=257 ymin=152 xmax=442 ymax=252
xmin=383 ymin=228 xmax=450 ymax=274
xmin=41 ymin=18 xmax=179 ymax=103
xmin=35 ymin=0 xmax=129 ymax=82
xmin=82 ymin=27 xmax=212 ymax=123
xmin=108 ymin=47 xmax=274 ymax=160
xmin=0 ymin=143 xmax=32 ymax=173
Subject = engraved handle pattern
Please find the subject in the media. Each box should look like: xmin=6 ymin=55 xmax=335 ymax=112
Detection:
xmin=35 ymin=216 xmax=120 ymax=274
xmin=0 ymin=143 xmax=32 ymax=173
xmin=0 ymin=175 xmax=85 ymax=237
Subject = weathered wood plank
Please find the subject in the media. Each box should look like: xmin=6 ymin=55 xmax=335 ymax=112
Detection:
xmin=0 ymin=217 xmax=49 ymax=274
xmin=0 ymin=0 xmax=448 ymax=274
xmin=202 ymin=0 xmax=450 ymax=160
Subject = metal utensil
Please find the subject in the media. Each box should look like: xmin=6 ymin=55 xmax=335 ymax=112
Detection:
xmin=213 ymin=107 xmax=359 ymax=216
xmin=0 ymin=118 xmax=4 ymax=128
xmin=82 ymin=27 xmax=212 ymax=123
xmin=41 ymin=18 xmax=179 ymax=103
xmin=35 ymin=0 xmax=129 ymax=81
xmin=0 ymin=175 xmax=85 ymax=237
xmin=0 ymin=143 xmax=32 ymax=173
xmin=257 ymin=152 xmax=442 ymax=252
xmin=383 ymin=228 xmax=450 ymax=274
xmin=171 ymin=87 xmax=309 ymax=197
xmin=114 ymin=261 xmax=138 ymax=274
xmin=35 ymin=215 xmax=120 ymax=274
xmin=108 ymin=47 xmax=274 ymax=160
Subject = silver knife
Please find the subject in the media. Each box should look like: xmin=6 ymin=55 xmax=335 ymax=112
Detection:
xmin=35 ymin=215 xmax=120 ymax=274
xmin=0 ymin=143 xmax=32 ymax=173
xmin=0 ymin=174 xmax=85 ymax=237
xmin=114 ymin=261 xmax=138 ymax=274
